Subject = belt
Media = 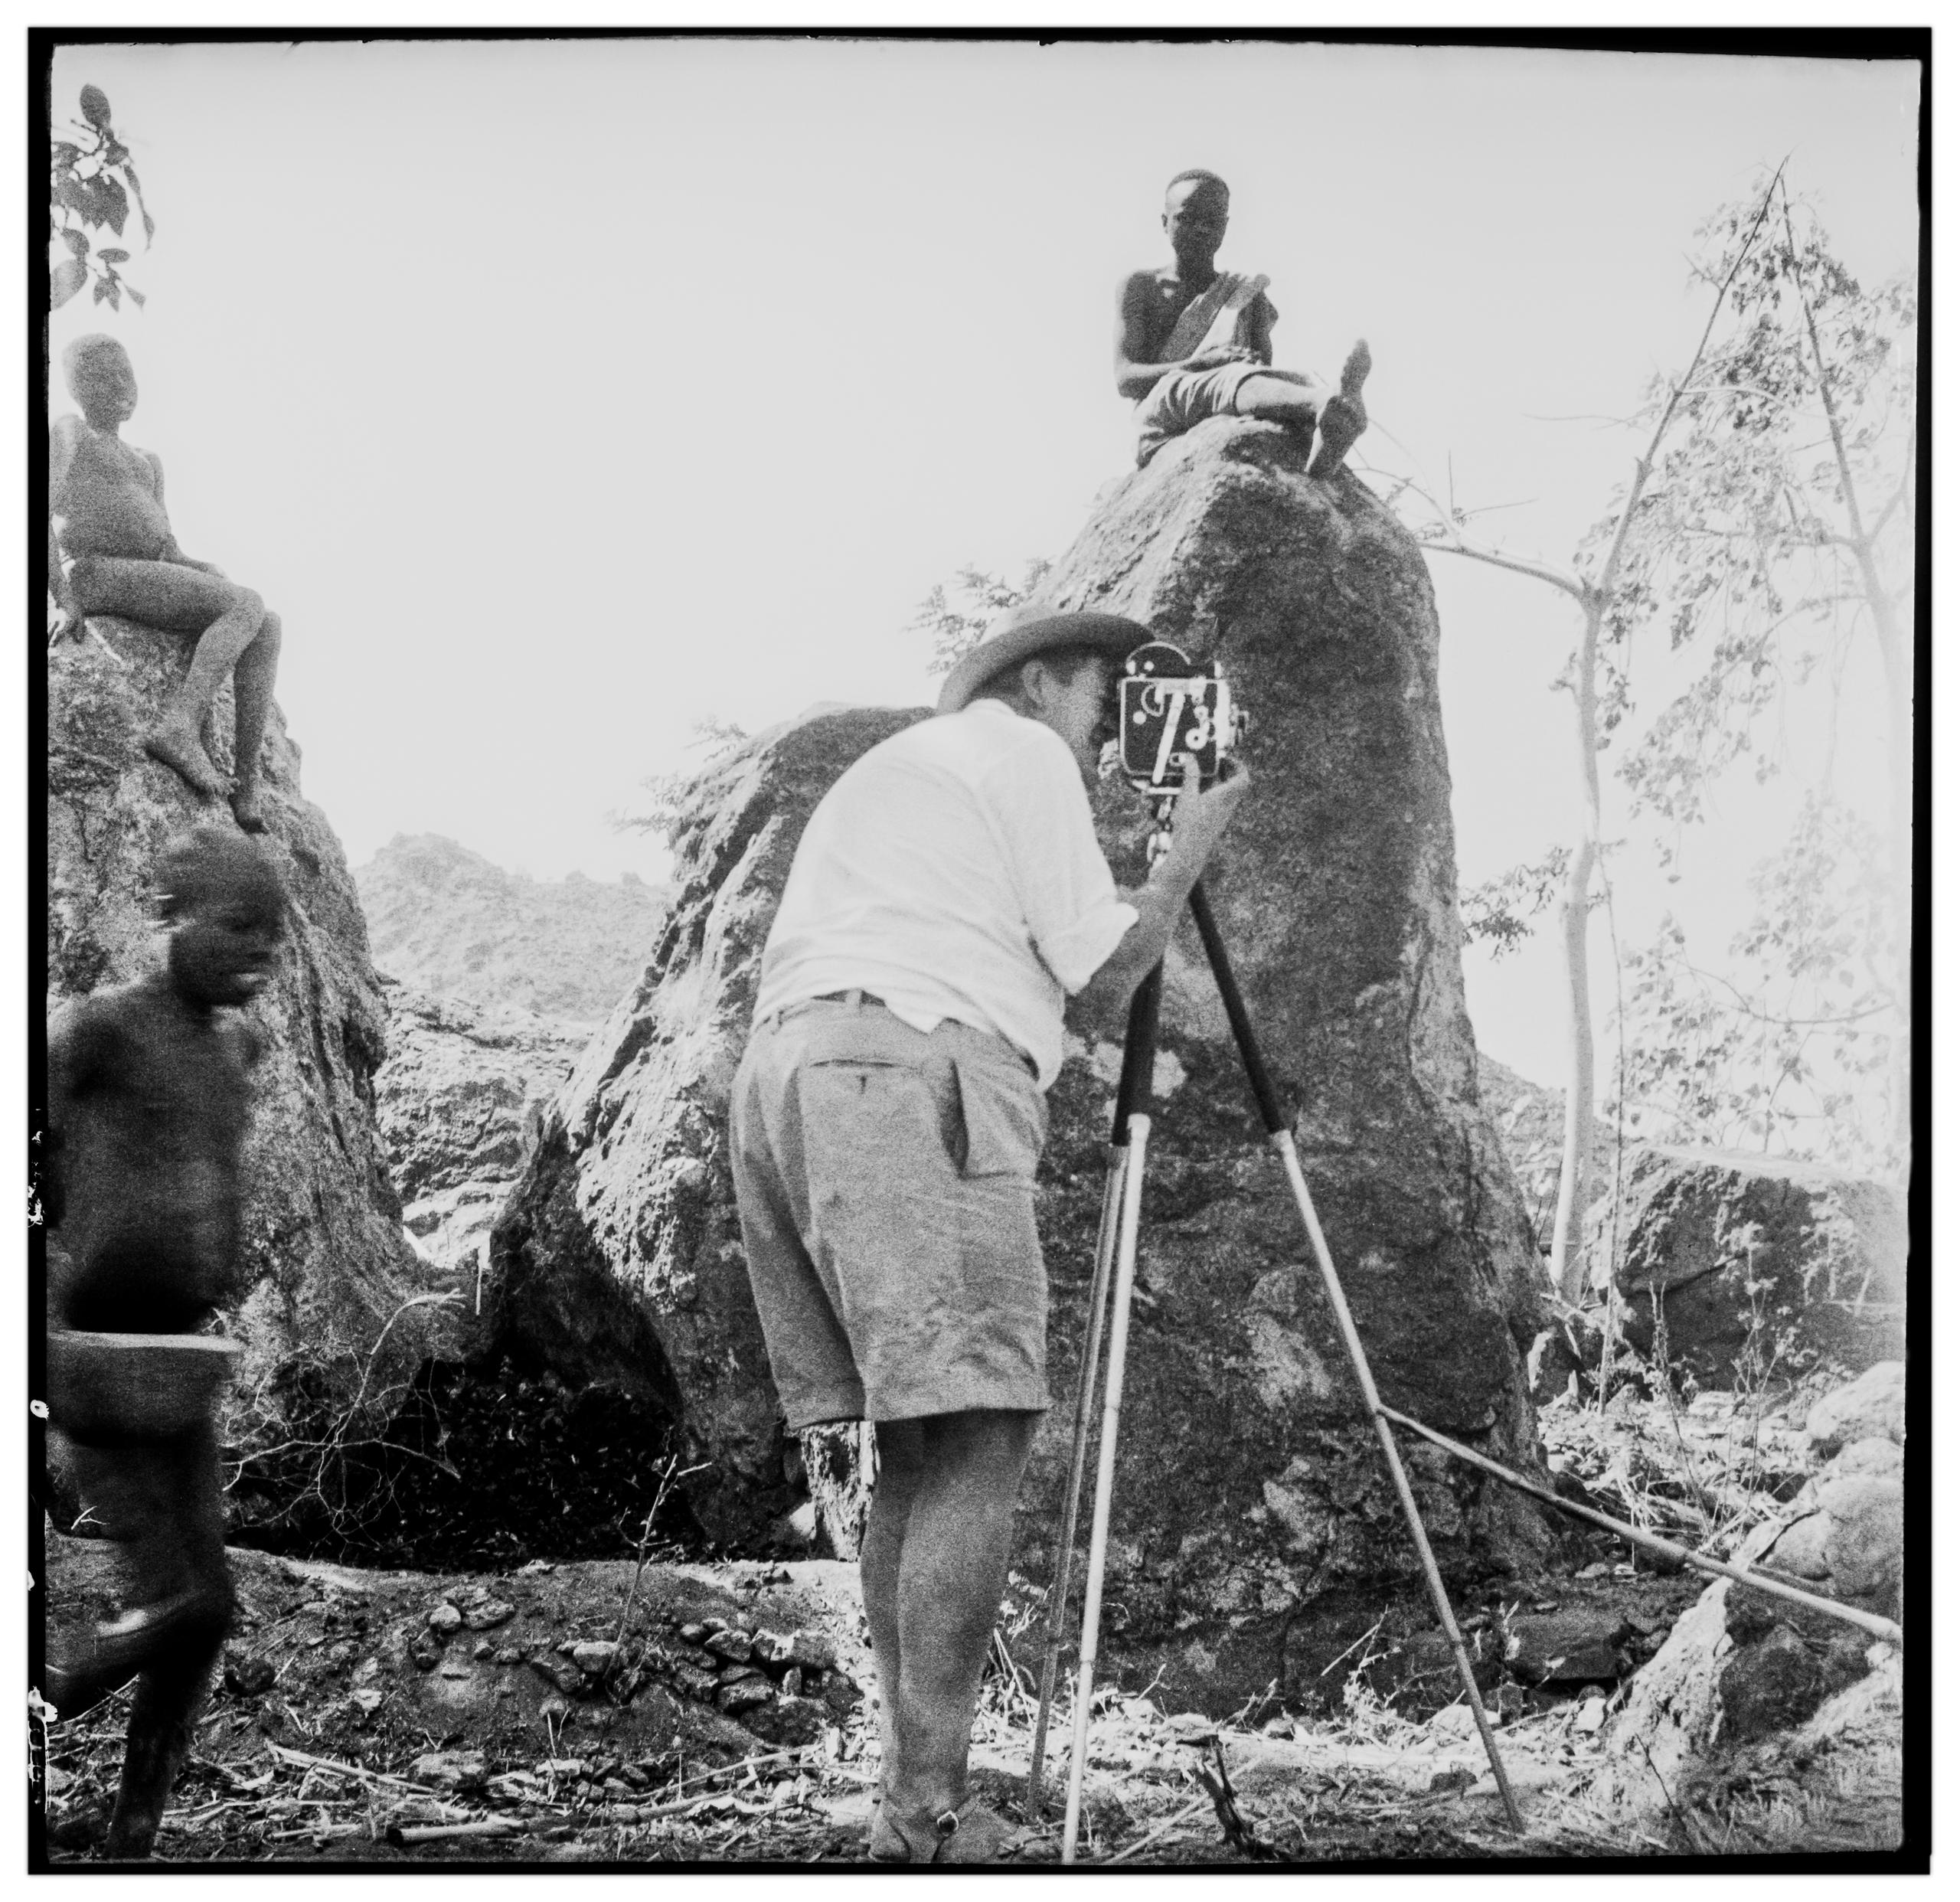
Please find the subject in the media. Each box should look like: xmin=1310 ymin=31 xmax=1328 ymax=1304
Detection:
xmin=760 ymin=988 xmax=886 ymax=1031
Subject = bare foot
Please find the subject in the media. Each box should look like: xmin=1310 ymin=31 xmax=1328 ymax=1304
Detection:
xmin=1306 ymin=338 xmax=1372 ymax=479
xmin=142 ymin=718 xmax=232 ymax=801
xmin=230 ymin=780 xmax=269 ymax=834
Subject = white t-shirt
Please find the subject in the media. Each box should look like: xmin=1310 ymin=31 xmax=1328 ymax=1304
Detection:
xmin=752 ymin=701 xmax=1139 ymax=1089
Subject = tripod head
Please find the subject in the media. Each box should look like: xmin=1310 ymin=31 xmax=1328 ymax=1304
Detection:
xmin=1099 ymin=639 xmax=1247 ymax=858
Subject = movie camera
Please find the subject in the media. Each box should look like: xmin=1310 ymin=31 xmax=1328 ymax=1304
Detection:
xmin=1102 ymin=640 xmax=1246 ymax=803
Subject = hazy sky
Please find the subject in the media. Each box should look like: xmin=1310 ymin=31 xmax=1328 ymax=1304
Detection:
xmin=44 ymin=37 xmax=1919 ymax=1087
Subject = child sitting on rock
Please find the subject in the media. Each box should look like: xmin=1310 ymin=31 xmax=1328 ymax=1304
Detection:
xmin=48 ymin=335 xmax=283 ymax=832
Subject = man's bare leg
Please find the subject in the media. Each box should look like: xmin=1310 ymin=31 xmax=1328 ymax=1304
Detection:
xmin=863 ymin=1409 xmax=1038 ymax=1861
xmin=1305 ymin=338 xmax=1372 ymax=479
xmin=859 ymin=1420 xmax=918 ymax=1805
xmin=1231 ymin=367 xmax=1329 ymax=437
xmin=69 ymin=557 xmax=274 ymax=807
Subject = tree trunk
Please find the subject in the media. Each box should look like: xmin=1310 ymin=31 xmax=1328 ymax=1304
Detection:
xmin=1549 ymin=600 xmax=1606 ymax=1302
xmin=1865 ymin=577 xmax=1913 ymax=1167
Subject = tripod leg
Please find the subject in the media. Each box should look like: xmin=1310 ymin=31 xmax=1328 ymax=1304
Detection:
xmin=1187 ymin=880 xmax=1527 ymax=1833
xmin=1270 ymin=1132 xmax=1526 ymax=1832
xmin=1024 ymin=1145 xmax=1125 ymax=1813
xmin=1061 ymin=1110 xmax=1152 ymax=1865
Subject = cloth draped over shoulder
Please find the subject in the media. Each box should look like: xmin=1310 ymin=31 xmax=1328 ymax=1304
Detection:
xmin=1157 ymin=270 xmax=1271 ymax=364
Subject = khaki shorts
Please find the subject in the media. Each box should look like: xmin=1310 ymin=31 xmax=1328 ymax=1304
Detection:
xmin=730 ymin=996 xmax=1050 ymax=1429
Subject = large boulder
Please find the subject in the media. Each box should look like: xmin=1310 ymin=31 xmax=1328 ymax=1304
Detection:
xmin=44 ymin=618 xmax=456 ymax=1472
xmin=1011 ymin=416 xmax=1553 ymax=1698
xmin=1805 ymin=1361 xmax=1906 ymax=1456
xmin=486 ymin=420 xmax=1553 ymax=1691
xmin=485 ymin=709 xmax=925 ymax=1544
xmin=1602 ymin=1499 xmax=1900 ymax=1810
xmin=1604 ymin=1148 xmax=1906 ymax=1387
xmin=372 ymin=977 xmax=586 ymax=1277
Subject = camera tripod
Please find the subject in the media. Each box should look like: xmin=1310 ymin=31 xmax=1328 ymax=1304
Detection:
xmin=1024 ymin=875 xmax=1526 ymax=1861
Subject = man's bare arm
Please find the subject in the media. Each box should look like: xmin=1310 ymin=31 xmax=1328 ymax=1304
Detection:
xmin=1243 ymin=289 xmax=1277 ymax=367
xmin=1075 ymin=760 xmax=1250 ymax=1017
xmin=1113 ymin=272 xmax=1250 ymax=400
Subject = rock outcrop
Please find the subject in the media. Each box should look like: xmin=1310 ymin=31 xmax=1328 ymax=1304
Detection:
xmin=1598 ymin=1360 xmax=1904 ymax=1824
xmin=44 ymin=618 xmax=456 ymax=1454
xmin=486 ymin=419 xmax=1553 ymax=1692
xmin=485 ymin=711 xmax=924 ymax=1546
xmin=1805 ymin=1360 xmax=1906 ymax=1456
xmin=1602 ymin=1148 xmax=1906 ymax=1386
xmin=354 ymin=833 xmax=672 ymax=1024
xmin=1011 ymin=417 xmax=1554 ymax=1696
xmin=374 ymin=979 xmax=586 ymax=1277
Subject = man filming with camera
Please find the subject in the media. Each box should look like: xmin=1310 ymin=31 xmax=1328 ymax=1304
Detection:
xmin=730 ymin=606 xmax=1246 ymax=1863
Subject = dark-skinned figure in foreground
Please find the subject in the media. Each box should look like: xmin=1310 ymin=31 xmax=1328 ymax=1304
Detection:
xmin=1116 ymin=168 xmax=1371 ymax=475
xmin=48 ymin=334 xmax=283 ymax=832
xmin=42 ymin=827 xmax=289 ymax=1860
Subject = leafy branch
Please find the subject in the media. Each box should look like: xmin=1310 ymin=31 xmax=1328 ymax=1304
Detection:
xmin=50 ymin=84 xmax=153 ymax=312
xmin=910 ymin=557 xmax=1053 ymax=675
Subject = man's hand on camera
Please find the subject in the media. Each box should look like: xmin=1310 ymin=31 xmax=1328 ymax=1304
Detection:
xmin=1080 ymin=757 xmax=1250 ymax=1015
xmin=1168 ymin=755 xmax=1250 ymax=862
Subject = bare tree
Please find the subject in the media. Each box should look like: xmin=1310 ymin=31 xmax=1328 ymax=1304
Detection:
xmin=1384 ymin=168 xmax=1787 ymax=1301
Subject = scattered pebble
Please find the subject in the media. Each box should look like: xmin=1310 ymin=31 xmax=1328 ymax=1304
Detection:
xmin=222 ymin=1654 xmax=277 ymax=1697
xmin=466 ymin=1600 xmax=516 ymax=1631
xmin=426 ymin=1603 xmax=463 ymax=1635
xmin=790 ymin=1632 xmax=837 ymax=1672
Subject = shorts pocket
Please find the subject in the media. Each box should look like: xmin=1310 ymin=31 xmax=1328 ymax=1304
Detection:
xmin=950 ymin=1051 xmax=1047 ymax=1181
xmin=805 ymin=1053 xmax=965 ymax=1175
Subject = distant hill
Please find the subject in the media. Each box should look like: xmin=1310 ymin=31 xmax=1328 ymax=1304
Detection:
xmin=353 ymin=834 xmax=672 ymax=1025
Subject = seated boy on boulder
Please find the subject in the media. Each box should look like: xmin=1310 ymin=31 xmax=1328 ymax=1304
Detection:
xmin=47 ymin=333 xmax=283 ymax=832
xmin=1116 ymin=168 xmax=1370 ymax=474
xmin=42 ymin=827 xmax=287 ymax=1860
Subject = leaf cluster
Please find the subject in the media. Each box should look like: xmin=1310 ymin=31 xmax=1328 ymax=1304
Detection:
xmin=1609 ymin=792 xmax=1901 ymax=1178
xmin=910 ymin=557 xmax=1053 ymax=675
xmin=1459 ymin=845 xmax=1572 ymax=957
xmin=613 ymin=715 xmax=750 ymax=846
xmin=50 ymin=83 xmax=154 ymax=312
xmin=1585 ymin=179 xmax=1916 ymax=833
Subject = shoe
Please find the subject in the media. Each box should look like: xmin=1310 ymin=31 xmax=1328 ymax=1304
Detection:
xmin=867 ymin=1793 xmax=1014 ymax=1864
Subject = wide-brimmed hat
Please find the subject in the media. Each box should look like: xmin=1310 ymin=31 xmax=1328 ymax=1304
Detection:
xmin=936 ymin=605 xmax=1152 ymax=715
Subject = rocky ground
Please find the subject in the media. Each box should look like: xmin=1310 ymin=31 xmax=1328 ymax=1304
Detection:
xmin=35 ymin=1360 xmax=1903 ymax=1867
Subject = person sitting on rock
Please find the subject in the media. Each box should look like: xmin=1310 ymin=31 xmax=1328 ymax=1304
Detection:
xmin=41 ymin=826 xmax=287 ymax=1861
xmin=1117 ymin=168 xmax=1370 ymax=477
xmin=730 ymin=607 xmax=1247 ymax=1862
xmin=47 ymin=334 xmax=283 ymax=832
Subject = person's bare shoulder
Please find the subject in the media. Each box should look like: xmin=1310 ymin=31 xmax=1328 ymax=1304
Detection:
xmin=1118 ymin=265 xmax=1164 ymax=308
xmin=48 ymin=987 xmax=140 ymax=1090
xmin=50 ymin=412 xmax=87 ymax=446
